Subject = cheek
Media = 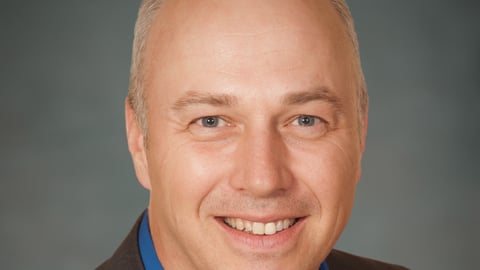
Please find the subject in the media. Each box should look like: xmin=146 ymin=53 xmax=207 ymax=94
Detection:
xmin=148 ymin=138 xmax=229 ymax=218
xmin=291 ymin=138 xmax=359 ymax=211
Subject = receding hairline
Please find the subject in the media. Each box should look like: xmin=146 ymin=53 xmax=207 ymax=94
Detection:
xmin=127 ymin=0 xmax=368 ymax=134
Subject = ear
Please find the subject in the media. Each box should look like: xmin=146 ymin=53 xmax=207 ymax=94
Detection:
xmin=355 ymin=106 xmax=369 ymax=184
xmin=360 ymin=106 xmax=369 ymax=154
xmin=125 ymin=99 xmax=151 ymax=190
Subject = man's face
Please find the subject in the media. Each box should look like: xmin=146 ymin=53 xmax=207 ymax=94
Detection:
xmin=127 ymin=0 xmax=367 ymax=269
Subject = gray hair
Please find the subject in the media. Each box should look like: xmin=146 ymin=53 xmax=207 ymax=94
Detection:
xmin=127 ymin=0 xmax=368 ymax=134
xmin=127 ymin=0 xmax=163 ymax=133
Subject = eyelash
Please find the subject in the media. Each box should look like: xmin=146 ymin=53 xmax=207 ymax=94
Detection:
xmin=291 ymin=115 xmax=325 ymax=127
xmin=194 ymin=116 xmax=229 ymax=128
xmin=193 ymin=115 xmax=325 ymax=128
xmin=189 ymin=114 xmax=328 ymax=141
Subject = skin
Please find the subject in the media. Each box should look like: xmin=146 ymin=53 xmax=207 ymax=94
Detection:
xmin=126 ymin=0 xmax=368 ymax=269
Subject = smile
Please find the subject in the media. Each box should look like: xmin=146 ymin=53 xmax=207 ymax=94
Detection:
xmin=223 ymin=217 xmax=298 ymax=235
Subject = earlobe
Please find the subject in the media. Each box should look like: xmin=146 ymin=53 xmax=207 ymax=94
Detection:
xmin=125 ymin=99 xmax=152 ymax=190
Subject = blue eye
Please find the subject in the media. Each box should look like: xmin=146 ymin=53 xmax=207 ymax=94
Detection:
xmin=196 ymin=116 xmax=230 ymax=128
xmin=201 ymin=116 xmax=220 ymax=127
xmin=288 ymin=115 xmax=328 ymax=139
xmin=295 ymin=115 xmax=317 ymax=126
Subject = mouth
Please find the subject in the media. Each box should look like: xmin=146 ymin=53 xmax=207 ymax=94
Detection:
xmin=223 ymin=217 xmax=299 ymax=236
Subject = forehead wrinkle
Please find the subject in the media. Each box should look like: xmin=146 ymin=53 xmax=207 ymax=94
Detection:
xmin=171 ymin=90 xmax=239 ymax=112
xmin=188 ymin=28 xmax=322 ymax=54
xmin=212 ymin=26 xmax=308 ymax=37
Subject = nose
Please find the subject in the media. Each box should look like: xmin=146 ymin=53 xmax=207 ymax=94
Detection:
xmin=229 ymin=125 xmax=293 ymax=197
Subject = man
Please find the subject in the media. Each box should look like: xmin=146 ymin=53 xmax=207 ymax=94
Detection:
xmin=98 ymin=0 xmax=407 ymax=269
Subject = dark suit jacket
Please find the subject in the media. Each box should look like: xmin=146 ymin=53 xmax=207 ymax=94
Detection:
xmin=97 ymin=213 xmax=408 ymax=270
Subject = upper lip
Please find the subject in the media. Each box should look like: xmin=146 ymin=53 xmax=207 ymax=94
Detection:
xmin=216 ymin=214 xmax=305 ymax=223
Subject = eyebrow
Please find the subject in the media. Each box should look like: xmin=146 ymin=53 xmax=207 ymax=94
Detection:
xmin=171 ymin=87 xmax=343 ymax=113
xmin=281 ymin=87 xmax=342 ymax=108
xmin=171 ymin=91 xmax=238 ymax=111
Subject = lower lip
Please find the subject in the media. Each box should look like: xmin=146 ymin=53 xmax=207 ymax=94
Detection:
xmin=216 ymin=217 xmax=305 ymax=252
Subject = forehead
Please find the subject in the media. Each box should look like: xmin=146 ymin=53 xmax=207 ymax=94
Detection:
xmin=148 ymin=0 xmax=349 ymax=57
xmin=143 ymin=0 xmax=357 ymax=105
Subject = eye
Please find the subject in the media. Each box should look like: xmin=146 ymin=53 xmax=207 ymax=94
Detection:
xmin=195 ymin=116 xmax=228 ymax=128
xmin=287 ymin=114 xmax=328 ymax=139
xmin=291 ymin=115 xmax=322 ymax=127
xmin=293 ymin=115 xmax=318 ymax=126
xmin=189 ymin=116 xmax=235 ymax=141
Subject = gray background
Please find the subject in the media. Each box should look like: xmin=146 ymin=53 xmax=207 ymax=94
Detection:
xmin=1 ymin=0 xmax=479 ymax=269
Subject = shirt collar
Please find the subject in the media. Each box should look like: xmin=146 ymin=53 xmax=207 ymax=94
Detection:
xmin=138 ymin=211 xmax=163 ymax=270
xmin=138 ymin=211 xmax=329 ymax=270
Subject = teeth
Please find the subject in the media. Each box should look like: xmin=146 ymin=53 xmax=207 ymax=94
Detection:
xmin=244 ymin=221 xmax=252 ymax=232
xmin=224 ymin=218 xmax=233 ymax=227
xmin=236 ymin=218 xmax=244 ymax=230
xmin=265 ymin=222 xmax=276 ymax=235
xmin=276 ymin=220 xmax=283 ymax=231
xmin=252 ymin=222 xmax=264 ymax=235
xmin=224 ymin=217 xmax=297 ymax=235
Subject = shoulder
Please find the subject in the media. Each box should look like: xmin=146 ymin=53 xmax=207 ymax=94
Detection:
xmin=326 ymin=249 xmax=409 ymax=270
xmin=95 ymin=213 xmax=145 ymax=270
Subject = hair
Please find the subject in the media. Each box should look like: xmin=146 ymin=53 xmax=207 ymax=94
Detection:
xmin=127 ymin=0 xmax=368 ymax=134
xmin=127 ymin=0 xmax=164 ymax=133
